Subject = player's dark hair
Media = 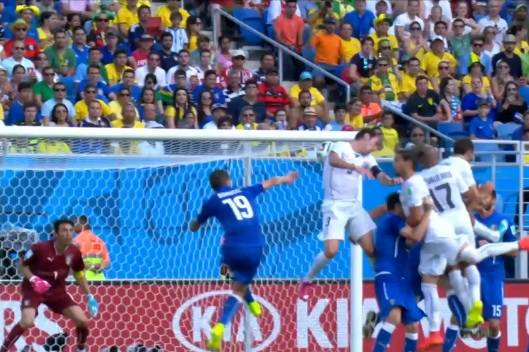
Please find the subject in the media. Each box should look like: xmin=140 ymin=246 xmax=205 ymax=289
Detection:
xmin=453 ymin=137 xmax=474 ymax=155
xmin=53 ymin=219 xmax=75 ymax=233
xmin=386 ymin=192 xmax=401 ymax=210
xmin=209 ymin=170 xmax=230 ymax=191
xmin=354 ymin=127 xmax=377 ymax=140
xmin=396 ymin=148 xmax=417 ymax=169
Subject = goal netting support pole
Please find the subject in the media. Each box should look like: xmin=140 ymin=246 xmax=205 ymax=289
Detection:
xmin=0 ymin=127 xmax=363 ymax=352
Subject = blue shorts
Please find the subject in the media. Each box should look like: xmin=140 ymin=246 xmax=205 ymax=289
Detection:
xmin=375 ymin=273 xmax=425 ymax=325
xmin=481 ymin=273 xmax=504 ymax=320
xmin=221 ymin=245 xmax=262 ymax=285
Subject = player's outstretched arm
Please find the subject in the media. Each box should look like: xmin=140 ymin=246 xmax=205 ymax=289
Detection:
xmin=401 ymin=204 xmax=432 ymax=242
xmin=262 ymin=171 xmax=299 ymax=190
xmin=20 ymin=254 xmax=51 ymax=294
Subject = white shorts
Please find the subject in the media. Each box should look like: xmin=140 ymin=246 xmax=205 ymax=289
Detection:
xmin=319 ymin=200 xmax=376 ymax=242
xmin=440 ymin=210 xmax=475 ymax=248
xmin=419 ymin=236 xmax=468 ymax=276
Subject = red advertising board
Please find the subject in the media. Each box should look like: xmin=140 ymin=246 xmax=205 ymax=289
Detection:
xmin=1 ymin=282 xmax=528 ymax=351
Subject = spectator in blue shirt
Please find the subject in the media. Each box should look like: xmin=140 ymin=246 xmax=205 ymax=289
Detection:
xmin=79 ymin=64 xmax=115 ymax=103
xmin=192 ymin=70 xmax=225 ymax=105
xmin=128 ymin=5 xmax=151 ymax=51
xmin=71 ymin=27 xmax=90 ymax=66
xmin=342 ymin=0 xmax=375 ymax=39
xmin=6 ymin=82 xmax=39 ymax=125
xmin=470 ymin=99 xmax=496 ymax=139
xmin=110 ymin=69 xmax=142 ymax=103
xmin=461 ymin=76 xmax=496 ymax=124
xmin=100 ymin=29 xmax=129 ymax=65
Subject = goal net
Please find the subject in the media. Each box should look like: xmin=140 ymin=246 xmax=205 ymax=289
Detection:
xmin=0 ymin=127 xmax=362 ymax=352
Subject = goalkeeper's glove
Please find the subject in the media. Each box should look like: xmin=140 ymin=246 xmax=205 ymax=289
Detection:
xmin=29 ymin=276 xmax=51 ymax=294
xmin=86 ymin=294 xmax=99 ymax=318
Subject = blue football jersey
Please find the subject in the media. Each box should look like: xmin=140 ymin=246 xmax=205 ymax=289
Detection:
xmin=475 ymin=211 xmax=517 ymax=276
xmin=374 ymin=213 xmax=409 ymax=277
xmin=197 ymin=184 xmax=264 ymax=247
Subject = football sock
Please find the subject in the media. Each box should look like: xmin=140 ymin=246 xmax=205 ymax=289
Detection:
xmin=443 ymin=324 xmax=459 ymax=352
xmin=219 ymin=295 xmax=242 ymax=325
xmin=404 ymin=332 xmax=418 ymax=352
xmin=0 ymin=323 xmax=26 ymax=352
xmin=421 ymin=283 xmax=441 ymax=332
xmin=373 ymin=322 xmax=396 ymax=352
xmin=304 ymin=251 xmax=330 ymax=282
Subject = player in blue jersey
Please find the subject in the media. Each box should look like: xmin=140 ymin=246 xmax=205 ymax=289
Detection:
xmin=369 ymin=192 xmax=429 ymax=352
xmin=475 ymin=190 xmax=517 ymax=352
xmin=190 ymin=169 xmax=299 ymax=351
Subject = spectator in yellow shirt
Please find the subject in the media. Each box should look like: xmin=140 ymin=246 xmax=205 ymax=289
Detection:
xmin=369 ymin=14 xmax=399 ymax=61
xmin=339 ymin=22 xmax=361 ymax=63
xmin=156 ymin=0 xmax=189 ymax=29
xmin=112 ymin=103 xmax=144 ymax=128
xmin=399 ymin=57 xmax=424 ymax=101
xmin=109 ymin=87 xmax=140 ymax=121
xmin=421 ymin=38 xmax=457 ymax=78
xmin=74 ymin=85 xmax=116 ymax=122
xmin=368 ymin=58 xmax=400 ymax=103
xmin=345 ymin=98 xmax=364 ymax=129
xmin=105 ymin=49 xmax=133 ymax=86
xmin=289 ymin=71 xmax=329 ymax=122
xmin=373 ymin=111 xmax=399 ymax=157
xmin=116 ymin=0 xmax=141 ymax=37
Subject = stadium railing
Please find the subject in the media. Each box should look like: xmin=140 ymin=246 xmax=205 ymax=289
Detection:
xmin=212 ymin=7 xmax=352 ymax=104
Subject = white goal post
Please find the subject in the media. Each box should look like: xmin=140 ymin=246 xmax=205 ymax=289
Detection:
xmin=0 ymin=127 xmax=363 ymax=352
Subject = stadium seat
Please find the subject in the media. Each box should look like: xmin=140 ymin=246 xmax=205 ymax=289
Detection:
xmin=232 ymin=8 xmax=264 ymax=46
xmin=474 ymin=142 xmax=504 ymax=162
xmin=437 ymin=122 xmax=468 ymax=149
xmin=496 ymin=122 xmax=520 ymax=140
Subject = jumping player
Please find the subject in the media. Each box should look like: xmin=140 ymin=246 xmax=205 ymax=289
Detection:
xmin=394 ymin=148 xmax=529 ymax=350
xmin=299 ymin=128 xmax=400 ymax=300
xmin=371 ymin=192 xmax=429 ymax=352
xmin=190 ymin=169 xmax=298 ymax=351
xmin=0 ymin=219 xmax=99 ymax=352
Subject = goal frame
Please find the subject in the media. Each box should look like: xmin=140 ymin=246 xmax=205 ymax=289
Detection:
xmin=0 ymin=126 xmax=363 ymax=352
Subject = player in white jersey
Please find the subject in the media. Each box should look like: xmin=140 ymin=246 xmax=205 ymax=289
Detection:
xmin=393 ymin=148 xmax=529 ymax=350
xmin=299 ymin=128 xmax=400 ymax=300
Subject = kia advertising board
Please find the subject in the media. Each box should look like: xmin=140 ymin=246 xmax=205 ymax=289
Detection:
xmin=1 ymin=282 xmax=528 ymax=351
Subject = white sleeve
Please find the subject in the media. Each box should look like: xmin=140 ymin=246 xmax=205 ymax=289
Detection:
xmin=135 ymin=68 xmax=145 ymax=87
xmin=460 ymin=162 xmax=476 ymax=188
xmin=408 ymin=178 xmax=428 ymax=208
xmin=330 ymin=141 xmax=348 ymax=155
xmin=365 ymin=154 xmax=379 ymax=169
xmin=454 ymin=171 xmax=470 ymax=195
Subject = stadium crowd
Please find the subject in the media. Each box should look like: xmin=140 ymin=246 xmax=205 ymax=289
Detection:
xmin=0 ymin=0 xmax=528 ymax=156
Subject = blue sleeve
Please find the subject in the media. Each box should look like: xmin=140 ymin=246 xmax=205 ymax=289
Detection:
xmin=392 ymin=216 xmax=406 ymax=237
xmin=192 ymin=85 xmax=201 ymax=105
xmin=469 ymin=118 xmax=478 ymax=136
xmin=501 ymin=217 xmax=517 ymax=243
xmin=242 ymin=184 xmax=264 ymax=200
xmin=196 ymin=198 xmax=214 ymax=224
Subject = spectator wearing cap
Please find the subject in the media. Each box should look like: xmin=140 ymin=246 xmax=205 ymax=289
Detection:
xmin=227 ymin=79 xmax=266 ymax=125
xmin=192 ymin=69 xmax=225 ymax=105
xmin=203 ymin=103 xmax=228 ymax=129
xmin=156 ymin=0 xmax=189 ymax=29
xmin=166 ymin=49 xmax=199 ymax=86
xmin=187 ymin=16 xmax=202 ymax=52
xmin=105 ymin=50 xmax=133 ymax=86
xmin=406 ymin=75 xmax=441 ymax=125
xmin=274 ymin=0 xmax=304 ymax=80
xmin=37 ymin=11 xmax=61 ymax=50
xmin=478 ymin=0 xmax=508 ymax=45
xmin=369 ymin=14 xmax=398 ymax=59
xmin=100 ymin=29 xmax=127 ymax=65
xmin=289 ymin=71 xmax=329 ymax=122
xmin=492 ymin=34 xmax=522 ymax=79
xmin=324 ymin=104 xmax=348 ymax=131
xmin=219 ymin=50 xmax=253 ymax=89
xmin=131 ymin=34 xmax=154 ymax=68
xmin=44 ymin=29 xmax=76 ymax=77
xmin=297 ymin=107 xmax=321 ymax=131
xmin=41 ymin=82 xmax=76 ymax=124
xmin=6 ymin=82 xmax=37 ymax=126
xmin=33 ymin=66 xmax=55 ymax=107
xmin=165 ymin=11 xmax=189 ymax=54
xmin=1 ymin=40 xmax=36 ymax=79
xmin=469 ymin=99 xmax=496 ymax=139
xmin=368 ymin=57 xmax=400 ymax=106
xmin=257 ymin=69 xmax=290 ymax=119
xmin=157 ymin=32 xmax=180 ymax=72
xmin=128 ymin=5 xmax=152 ymax=50
xmin=312 ymin=17 xmax=344 ymax=76
xmin=339 ymin=22 xmax=361 ymax=64
xmin=236 ymin=105 xmax=259 ymax=130
xmin=421 ymin=37 xmax=456 ymax=78
xmin=4 ymin=19 xmax=40 ymax=60
xmin=9 ymin=5 xmax=40 ymax=40
xmin=75 ymin=84 xmax=116 ymax=123
xmin=342 ymin=0 xmax=375 ymax=40
xmin=71 ymin=27 xmax=91 ymax=66
xmin=254 ymin=53 xmax=276 ymax=84
xmin=462 ymin=75 xmax=495 ymax=124
xmin=394 ymin=0 xmax=424 ymax=42
xmin=223 ymin=69 xmax=245 ymax=104
xmin=116 ymin=0 xmax=140 ymax=37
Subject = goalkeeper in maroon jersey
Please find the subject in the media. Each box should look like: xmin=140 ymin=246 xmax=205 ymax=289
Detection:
xmin=0 ymin=219 xmax=99 ymax=352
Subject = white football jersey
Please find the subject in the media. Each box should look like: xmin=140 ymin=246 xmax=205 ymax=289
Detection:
xmin=440 ymin=156 xmax=476 ymax=189
xmin=420 ymin=164 xmax=469 ymax=215
xmin=399 ymin=174 xmax=455 ymax=242
xmin=323 ymin=141 xmax=378 ymax=201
